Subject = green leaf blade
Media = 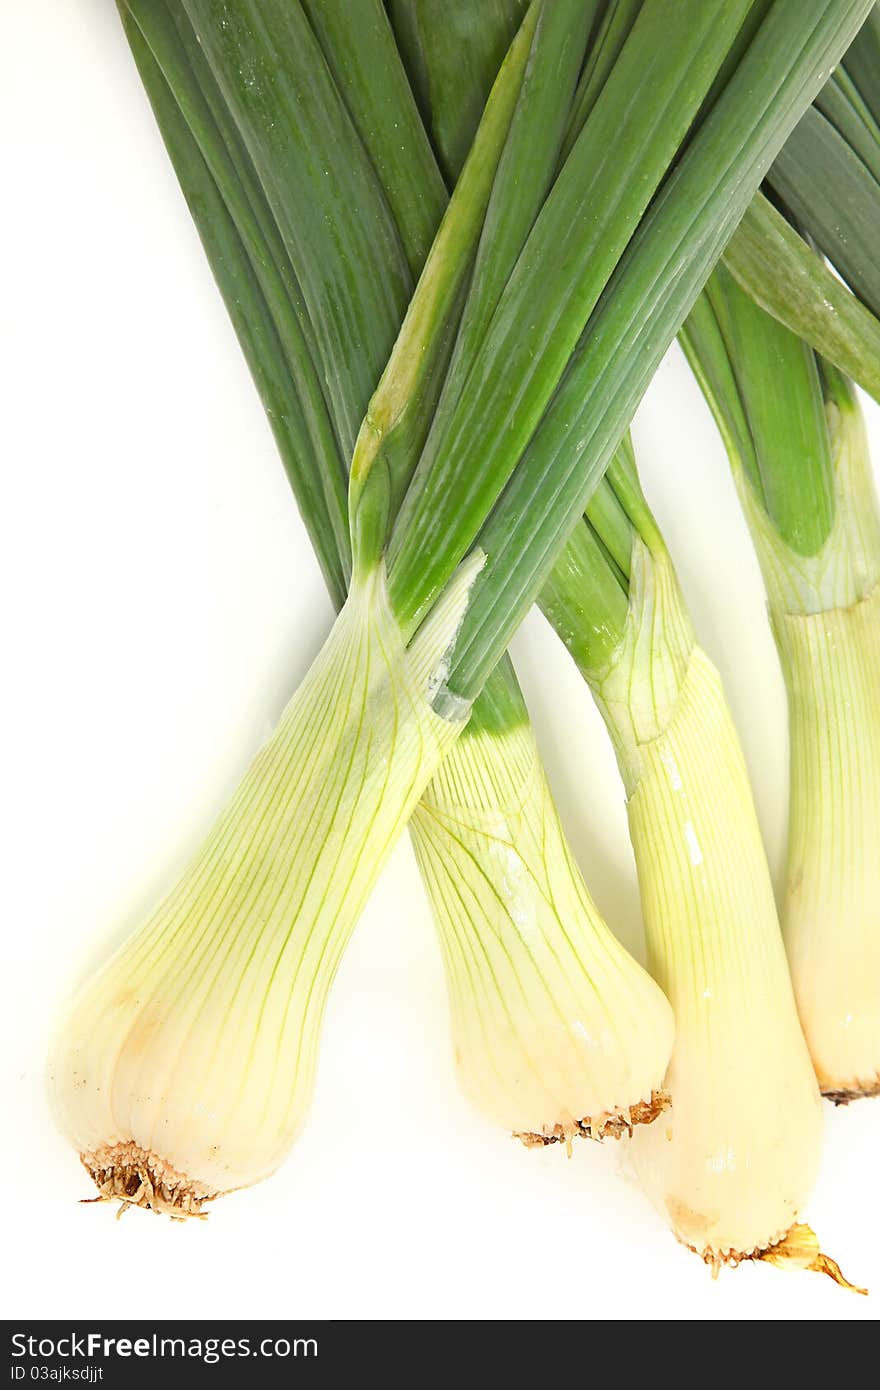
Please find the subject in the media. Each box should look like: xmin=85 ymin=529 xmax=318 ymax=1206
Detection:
xmin=441 ymin=0 xmax=874 ymax=701
xmin=182 ymin=0 xmax=414 ymax=460
xmin=722 ymin=193 xmax=880 ymax=403
xmin=767 ymin=104 xmax=880 ymax=320
xmin=387 ymin=0 xmax=756 ymax=637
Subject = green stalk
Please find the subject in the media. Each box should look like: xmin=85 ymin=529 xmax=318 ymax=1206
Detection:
xmin=117 ymin=4 xmax=350 ymax=608
xmin=842 ymin=3 xmax=880 ymax=117
xmin=180 ymin=0 xmax=414 ymax=461
xmin=299 ymin=0 xmax=447 ymax=279
xmin=704 ymin=266 xmax=836 ymax=554
xmin=423 ymin=0 xmax=594 ymax=440
xmin=403 ymin=2 xmax=865 ymax=1264
xmin=767 ymin=103 xmax=880 ymax=320
xmin=405 ymin=7 xmax=880 ymax=421
xmin=348 ymin=1 xmax=543 ymax=575
xmin=386 ymin=0 xmax=529 ymax=182
xmin=539 ymin=438 xmax=826 ymax=1267
xmin=815 ymin=66 xmax=880 ymax=181
xmin=107 ymin=2 xmax=677 ymax=1160
xmin=559 ymin=0 xmax=640 ymax=160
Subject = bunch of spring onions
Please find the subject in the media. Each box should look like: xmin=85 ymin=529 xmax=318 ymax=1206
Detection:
xmin=49 ymin=0 xmax=875 ymax=1285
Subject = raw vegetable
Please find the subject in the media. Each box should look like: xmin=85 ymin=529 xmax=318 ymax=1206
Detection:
xmin=682 ymin=267 xmax=880 ymax=1104
xmin=49 ymin=0 xmax=872 ymax=1213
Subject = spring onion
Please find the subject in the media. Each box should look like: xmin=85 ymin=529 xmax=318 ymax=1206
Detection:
xmin=682 ymin=267 xmax=880 ymax=1105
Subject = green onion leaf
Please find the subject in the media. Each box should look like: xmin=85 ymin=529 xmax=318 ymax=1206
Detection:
xmin=722 ymin=193 xmax=880 ymax=403
xmin=767 ymin=103 xmax=880 ymax=320
xmin=443 ymin=0 xmax=874 ymax=703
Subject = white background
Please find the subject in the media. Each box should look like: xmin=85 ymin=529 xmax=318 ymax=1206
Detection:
xmin=3 ymin=1 xmax=879 ymax=1323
